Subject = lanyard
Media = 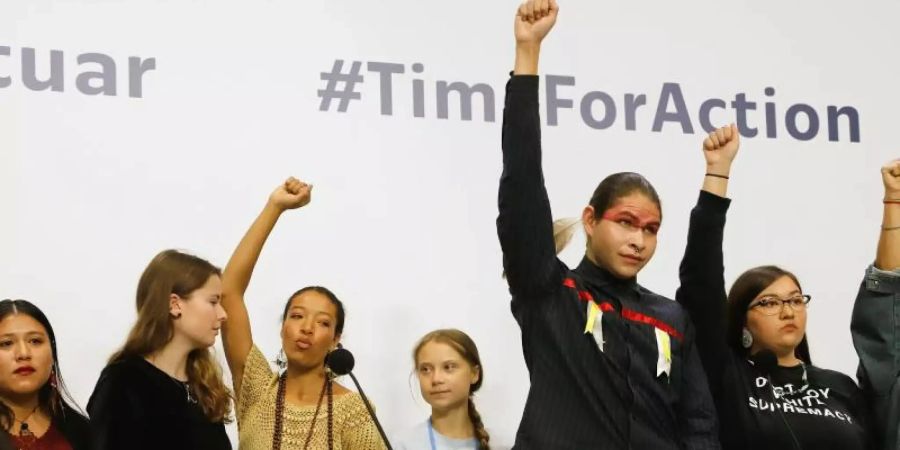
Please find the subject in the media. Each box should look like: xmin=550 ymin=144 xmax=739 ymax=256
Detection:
xmin=428 ymin=418 xmax=438 ymax=450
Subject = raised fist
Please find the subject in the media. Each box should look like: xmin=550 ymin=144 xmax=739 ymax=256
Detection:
xmin=515 ymin=0 xmax=559 ymax=45
xmin=703 ymin=123 xmax=741 ymax=171
xmin=268 ymin=177 xmax=312 ymax=211
xmin=882 ymin=159 xmax=900 ymax=197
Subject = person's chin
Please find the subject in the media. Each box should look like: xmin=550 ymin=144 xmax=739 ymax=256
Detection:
xmin=611 ymin=263 xmax=640 ymax=279
xmin=193 ymin=337 xmax=216 ymax=349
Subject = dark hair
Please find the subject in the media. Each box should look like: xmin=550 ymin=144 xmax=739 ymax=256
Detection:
xmin=414 ymin=329 xmax=489 ymax=450
xmin=726 ymin=265 xmax=812 ymax=364
xmin=0 ymin=299 xmax=85 ymax=430
xmin=282 ymin=286 xmax=345 ymax=336
xmin=588 ymin=172 xmax=662 ymax=220
xmin=109 ymin=249 xmax=232 ymax=422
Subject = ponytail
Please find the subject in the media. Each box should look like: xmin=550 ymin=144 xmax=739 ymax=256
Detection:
xmin=552 ymin=217 xmax=581 ymax=256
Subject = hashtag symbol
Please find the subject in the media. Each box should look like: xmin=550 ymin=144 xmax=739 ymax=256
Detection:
xmin=318 ymin=59 xmax=364 ymax=112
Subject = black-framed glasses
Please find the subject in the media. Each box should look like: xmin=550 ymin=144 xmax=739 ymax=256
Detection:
xmin=747 ymin=294 xmax=812 ymax=316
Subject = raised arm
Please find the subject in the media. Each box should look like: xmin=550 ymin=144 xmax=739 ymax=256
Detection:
xmin=851 ymin=159 xmax=900 ymax=450
xmin=876 ymin=160 xmax=900 ymax=271
xmin=498 ymin=0 xmax=564 ymax=298
xmin=221 ymin=177 xmax=311 ymax=395
xmin=676 ymin=124 xmax=739 ymax=389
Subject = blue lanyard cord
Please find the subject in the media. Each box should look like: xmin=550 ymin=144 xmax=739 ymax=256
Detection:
xmin=427 ymin=418 xmax=480 ymax=450
xmin=428 ymin=418 xmax=437 ymax=450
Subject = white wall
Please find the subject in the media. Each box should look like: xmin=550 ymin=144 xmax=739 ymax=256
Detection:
xmin=2 ymin=1 xmax=897 ymax=446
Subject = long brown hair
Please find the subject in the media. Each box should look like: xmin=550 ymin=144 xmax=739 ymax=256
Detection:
xmin=413 ymin=329 xmax=490 ymax=450
xmin=109 ymin=249 xmax=233 ymax=422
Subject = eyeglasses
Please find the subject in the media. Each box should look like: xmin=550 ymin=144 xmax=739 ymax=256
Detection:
xmin=747 ymin=294 xmax=811 ymax=316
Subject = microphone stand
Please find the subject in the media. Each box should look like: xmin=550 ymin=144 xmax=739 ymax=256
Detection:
xmin=346 ymin=371 xmax=394 ymax=450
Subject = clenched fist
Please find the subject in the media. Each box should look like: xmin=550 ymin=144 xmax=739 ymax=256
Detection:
xmin=883 ymin=159 xmax=900 ymax=197
xmin=268 ymin=177 xmax=312 ymax=211
xmin=515 ymin=0 xmax=559 ymax=46
xmin=703 ymin=124 xmax=741 ymax=173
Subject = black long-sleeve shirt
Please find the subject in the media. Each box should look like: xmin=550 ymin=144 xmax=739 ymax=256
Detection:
xmin=498 ymin=74 xmax=720 ymax=450
xmin=676 ymin=190 xmax=871 ymax=450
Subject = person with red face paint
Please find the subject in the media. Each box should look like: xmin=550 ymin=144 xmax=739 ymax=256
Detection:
xmin=0 ymin=299 xmax=90 ymax=450
xmin=852 ymin=159 xmax=900 ymax=450
xmin=220 ymin=177 xmax=385 ymax=450
xmin=497 ymin=1 xmax=719 ymax=448
xmin=395 ymin=329 xmax=490 ymax=450
xmin=676 ymin=125 xmax=874 ymax=450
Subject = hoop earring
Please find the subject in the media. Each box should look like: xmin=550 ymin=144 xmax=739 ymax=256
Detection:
xmin=275 ymin=349 xmax=287 ymax=369
xmin=741 ymin=327 xmax=754 ymax=349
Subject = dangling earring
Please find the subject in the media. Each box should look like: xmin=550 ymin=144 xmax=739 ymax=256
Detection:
xmin=275 ymin=349 xmax=287 ymax=369
xmin=741 ymin=327 xmax=754 ymax=349
xmin=50 ymin=369 xmax=58 ymax=389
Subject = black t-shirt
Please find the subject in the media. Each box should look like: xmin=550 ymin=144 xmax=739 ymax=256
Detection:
xmin=87 ymin=357 xmax=231 ymax=450
xmin=747 ymin=363 xmax=869 ymax=450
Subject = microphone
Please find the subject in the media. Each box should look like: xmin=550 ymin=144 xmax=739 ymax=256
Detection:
xmin=325 ymin=347 xmax=355 ymax=375
xmin=748 ymin=349 xmax=802 ymax=450
xmin=326 ymin=347 xmax=394 ymax=450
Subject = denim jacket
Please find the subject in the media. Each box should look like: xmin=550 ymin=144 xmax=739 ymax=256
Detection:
xmin=852 ymin=265 xmax=900 ymax=450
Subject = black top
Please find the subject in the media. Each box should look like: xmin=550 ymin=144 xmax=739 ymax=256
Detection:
xmin=498 ymin=74 xmax=719 ymax=450
xmin=54 ymin=405 xmax=91 ymax=450
xmin=87 ymin=357 xmax=231 ymax=450
xmin=676 ymin=190 xmax=871 ymax=450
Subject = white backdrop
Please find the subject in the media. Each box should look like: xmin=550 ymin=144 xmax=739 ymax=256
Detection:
xmin=2 ymin=1 xmax=897 ymax=447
